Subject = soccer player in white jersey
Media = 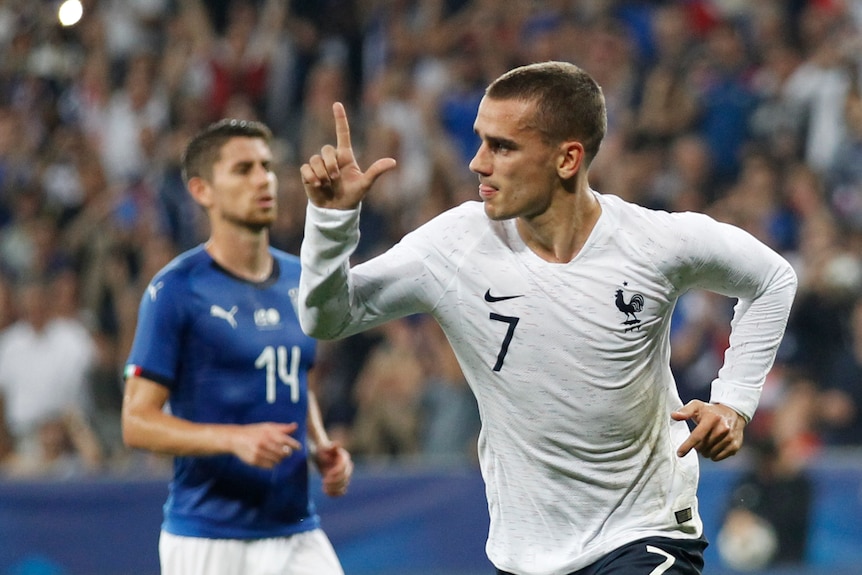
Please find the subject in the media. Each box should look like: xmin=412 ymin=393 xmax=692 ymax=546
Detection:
xmin=121 ymin=119 xmax=353 ymax=575
xmin=297 ymin=61 xmax=797 ymax=575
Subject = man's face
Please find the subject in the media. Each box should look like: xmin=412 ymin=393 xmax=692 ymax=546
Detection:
xmin=469 ymin=96 xmax=562 ymax=222
xmin=207 ymin=137 xmax=277 ymax=230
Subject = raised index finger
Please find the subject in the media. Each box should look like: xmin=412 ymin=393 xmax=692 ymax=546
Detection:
xmin=333 ymin=102 xmax=352 ymax=151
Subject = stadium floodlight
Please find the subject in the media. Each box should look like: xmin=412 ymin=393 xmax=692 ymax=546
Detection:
xmin=57 ymin=0 xmax=83 ymax=27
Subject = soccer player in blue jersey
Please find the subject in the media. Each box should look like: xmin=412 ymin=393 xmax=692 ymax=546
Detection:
xmin=122 ymin=119 xmax=352 ymax=575
xmin=297 ymin=62 xmax=797 ymax=575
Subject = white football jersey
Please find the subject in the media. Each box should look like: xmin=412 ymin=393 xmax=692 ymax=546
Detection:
xmin=299 ymin=192 xmax=797 ymax=575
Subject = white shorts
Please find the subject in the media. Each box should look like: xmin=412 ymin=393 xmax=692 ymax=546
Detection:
xmin=159 ymin=529 xmax=344 ymax=575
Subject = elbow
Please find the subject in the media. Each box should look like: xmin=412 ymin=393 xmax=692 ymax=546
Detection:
xmin=298 ymin=311 xmax=322 ymax=338
xmin=302 ymin=324 xmax=341 ymax=341
xmin=299 ymin=309 xmax=343 ymax=340
xmin=120 ymin=409 xmax=148 ymax=451
xmin=120 ymin=424 xmax=139 ymax=450
xmin=780 ymin=261 xmax=799 ymax=305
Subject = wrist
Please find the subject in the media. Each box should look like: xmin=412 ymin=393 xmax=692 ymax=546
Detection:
xmin=716 ymin=402 xmax=749 ymax=425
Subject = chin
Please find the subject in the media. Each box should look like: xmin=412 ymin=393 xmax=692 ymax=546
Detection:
xmin=245 ymin=220 xmax=274 ymax=232
xmin=483 ymin=204 xmax=514 ymax=222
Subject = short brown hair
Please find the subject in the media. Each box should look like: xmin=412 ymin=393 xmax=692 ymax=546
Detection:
xmin=181 ymin=119 xmax=273 ymax=184
xmin=486 ymin=61 xmax=606 ymax=165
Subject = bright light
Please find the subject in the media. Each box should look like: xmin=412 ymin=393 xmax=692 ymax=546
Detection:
xmin=58 ymin=0 xmax=83 ymax=27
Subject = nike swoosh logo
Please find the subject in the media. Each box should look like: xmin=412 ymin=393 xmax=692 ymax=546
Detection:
xmin=484 ymin=289 xmax=524 ymax=303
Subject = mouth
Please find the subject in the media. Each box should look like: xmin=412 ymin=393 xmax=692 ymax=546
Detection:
xmin=478 ymin=184 xmax=497 ymax=200
xmin=256 ymin=195 xmax=276 ymax=209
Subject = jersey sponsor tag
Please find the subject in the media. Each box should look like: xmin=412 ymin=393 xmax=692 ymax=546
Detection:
xmin=675 ymin=507 xmax=693 ymax=524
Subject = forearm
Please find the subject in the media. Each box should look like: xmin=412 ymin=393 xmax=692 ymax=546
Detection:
xmin=122 ymin=404 xmax=235 ymax=457
xmin=711 ymin=259 xmax=798 ymax=420
xmin=121 ymin=375 xmax=235 ymax=457
xmin=306 ymin=389 xmax=354 ymax=497
xmin=306 ymin=390 xmax=331 ymax=451
xmin=298 ymin=203 xmax=361 ymax=339
xmin=299 ymin=202 xmax=428 ymax=339
xmin=670 ymin=214 xmax=798 ymax=420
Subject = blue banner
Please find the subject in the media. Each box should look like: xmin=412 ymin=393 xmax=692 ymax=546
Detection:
xmin=0 ymin=459 xmax=860 ymax=575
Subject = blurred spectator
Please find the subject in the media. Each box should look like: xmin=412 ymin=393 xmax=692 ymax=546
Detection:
xmin=349 ymin=318 xmax=424 ymax=460
xmin=781 ymin=2 xmax=856 ymax=175
xmin=827 ymin=59 xmax=862 ymax=230
xmin=630 ymin=4 xmax=699 ymax=146
xmin=313 ymin=332 xmax=383 ymax=449
xmin=0 ymin=0 xmax=858 ymax=477
xmin=714 ymin=151 xmax=796 ymax=252
xmin=650 ymin=133 xmax=713 ymax=212
xmin=0 ymin=275 xmax=97 ymax=463
xmin=203 ymin=0 xmax=284 ymax=122
xmin=0 ymin=409 xmax=103 ymax=479
xmin=690 ymin=18 xmax=759 ymax=191
xmin=95 ymin=49 xmax=169 ymax=186
xmin=670 ymin=290 xmax=733 ymax=405
xmin=433 ymin=45 xmax=486 ymax=174
xmin=817 ymin=296 xmax=862 ymax=446
xmin=767 ymin=372 xmax=822 ymax=461
xmin=717 ymin=436 xmax=814 ymax=570
xmin=298 ymin=58 xmax=349 ymax=162
xmin=784 ymin=209 xmax=861 ymax=377
xmin=416 ymin=316 xmax=480 ymax=463
xmin=97 ymin=0 xmax=168 ymax=72
xmin=0 ymin=187 xmax=47 ymax=280
xmin=362 ymin=63 xmax=434 ymax=236
xmin=748 ymin=40 xmax=805 ymax=167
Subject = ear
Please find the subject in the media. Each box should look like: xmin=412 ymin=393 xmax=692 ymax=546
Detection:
xmin=557 ymin=141 xmax=585 ymax=179
xmin=187 ymin=176 xmax=212 ymax=208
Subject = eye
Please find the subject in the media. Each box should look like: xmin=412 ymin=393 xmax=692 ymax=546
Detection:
xmin=489 ymin=139 xmax=514 ymax=153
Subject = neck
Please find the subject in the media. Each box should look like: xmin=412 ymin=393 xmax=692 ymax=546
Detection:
xmin=205 ymin=227 xmax=273 ymax=282
xmin=516 ymin=187 xmax=601 ymax=263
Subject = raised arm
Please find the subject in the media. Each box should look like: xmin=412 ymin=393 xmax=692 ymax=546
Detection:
xmin=298 ymin=102 xmax=405 ymax=340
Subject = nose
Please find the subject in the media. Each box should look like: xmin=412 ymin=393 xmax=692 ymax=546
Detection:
xmin=469 ymin=143 xmax=490 ymax=176
xmin=252 ymin=163 xmax=273 ymax=186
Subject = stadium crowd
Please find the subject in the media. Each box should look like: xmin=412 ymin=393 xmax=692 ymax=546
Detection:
xmin=0 ymin=0 xmax=859 ymax=501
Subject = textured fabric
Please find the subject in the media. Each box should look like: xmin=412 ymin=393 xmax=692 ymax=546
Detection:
xmin=159 ymin=528 xmax=343 ymax=575
xmin=126 ymin=245 xmax=320 ymax=539
xmin=299 ymin=192 xmax=796 ymax=575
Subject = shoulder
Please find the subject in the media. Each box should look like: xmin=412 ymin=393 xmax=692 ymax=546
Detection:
xmin=597 ymin=192 xmax=716 ymax=237
xmin=151 ymin=245 xmax=211 ymax=284
xmin=398 ymin=200 xmax=493 ymax=256
xmin=143 ymin=245 xmax=213 ymax=306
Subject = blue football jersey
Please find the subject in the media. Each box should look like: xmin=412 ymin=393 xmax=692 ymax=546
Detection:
xmin=125 ymin=245 xmax=320 ymax=539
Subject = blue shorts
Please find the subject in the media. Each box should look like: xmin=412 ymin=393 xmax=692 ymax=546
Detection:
xmin=496 ymin=535 xmax=707 ymax=575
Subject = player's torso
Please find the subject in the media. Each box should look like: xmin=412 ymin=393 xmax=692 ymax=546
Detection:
xmin=172 ymin=257 xmax=315 ymax=425
xmin=430 ymin=203 xmax=679 ymax=444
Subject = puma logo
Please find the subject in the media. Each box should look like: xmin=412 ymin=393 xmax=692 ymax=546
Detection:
xmin=210 ymin=305 xmax=239 ymax=328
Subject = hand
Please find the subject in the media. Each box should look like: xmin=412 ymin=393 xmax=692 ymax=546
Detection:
xmin=300 ymin=102 xmax=397 ymax=210
xmin=672 ymin=401 xmax=746 ymax=461
xmin=314 ymin=441 xmax=353 ymax=497
xmin=230 ymin=422 xmax=302 ymax=469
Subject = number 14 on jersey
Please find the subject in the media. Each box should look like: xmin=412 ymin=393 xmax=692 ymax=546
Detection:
xmin=255 ymin=345 xmax=301 ymax=404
